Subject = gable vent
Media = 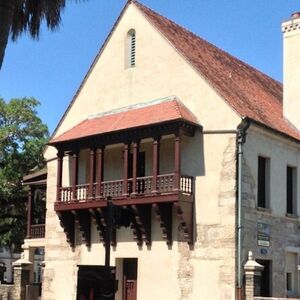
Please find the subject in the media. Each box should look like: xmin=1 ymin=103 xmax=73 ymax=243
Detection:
xmin=127 ymin=29 xmax=136 ymax=68
xmin=130 ymin=31 xmax=136 ymax=67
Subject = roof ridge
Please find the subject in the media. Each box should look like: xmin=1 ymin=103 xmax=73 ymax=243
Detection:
xmin=133 ymin=1 xmax=282 ymax=87
xmin=88 ymin=96 xmax=177 ymax=120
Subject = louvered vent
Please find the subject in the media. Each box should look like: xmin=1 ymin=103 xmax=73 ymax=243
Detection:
xmin=126 ymin=29 xmax=136 ymax=69
xmin=130 ymin=32 xmax=136 ymax=67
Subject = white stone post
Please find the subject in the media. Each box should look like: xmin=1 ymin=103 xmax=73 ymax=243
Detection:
xmin=12 ymin=254 xmax=32 ymax=300
xmin=244 ymin=251 xmax=264 ymax=300
xmin=21 ymin=245 xmax=35 ymax=282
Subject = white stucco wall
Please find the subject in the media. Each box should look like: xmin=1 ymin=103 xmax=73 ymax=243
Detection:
xmin=43 ymin=3 xmax=241 ymax=300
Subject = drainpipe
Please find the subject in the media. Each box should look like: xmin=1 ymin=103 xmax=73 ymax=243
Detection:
xmin=237 ymin=117 xmax=250 ymax=300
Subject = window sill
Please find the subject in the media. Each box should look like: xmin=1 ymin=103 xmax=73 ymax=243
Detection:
xmin=256 ymin=206 xmax=272 ymax=214
xmin=285 ymin=213 xmax=299 ymax=220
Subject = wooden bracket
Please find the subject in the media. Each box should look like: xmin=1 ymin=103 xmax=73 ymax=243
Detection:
xmin=174 ymin=201 xmax=193 ymax=245
xmin=57 ymin=211 xmax=75 ymax=248
xmin=131 ymin=204 xmax=151 ymax=246
xmin=153 ymin=203 xmax=173 ymax=246
xmin=90 ymin=208 xmax=105 ymax=244
xmin=73 ymin=210 xmax=91 ymax=247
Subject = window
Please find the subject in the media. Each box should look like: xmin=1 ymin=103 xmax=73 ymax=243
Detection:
xmin=257 ymin=156 xmax=270 ymax=208
xmin=126 ymin=29 xmax=136 ymax=68
xmin=286 ymin=272 xmax=292 ymax=292
xmin=287 ymin=166 xmax=297 ymax=215
xmin=286 ymin=252 xmax=298 ymax=295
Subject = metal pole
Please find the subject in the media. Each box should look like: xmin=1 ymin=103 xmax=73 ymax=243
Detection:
xmin=236 ymin=118 xmax=250 ymax=300
xmin=105 ymin=197 xmax=114 ymax=268
xmin=237 ymin=136 xmax=243 ymax=300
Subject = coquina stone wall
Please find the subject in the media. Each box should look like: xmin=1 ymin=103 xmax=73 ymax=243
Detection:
xmin=242 ymin=128 xmax=300 ymax=298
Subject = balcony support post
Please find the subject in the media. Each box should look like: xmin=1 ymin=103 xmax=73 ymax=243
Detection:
xmin=132 ymin=141 xmax=140 ymax=195
xmin=174 ymin=132 xmax=181 ymax=191
xmin=152 ymin=136 xmax=161 ymax=194
xmin=56 ymin=151 xmax=64 ymax=201
xmin=72 ymin=151 xmax=79 ymax=201
xmin=88 ymin=148 xmax=96 ymax=199
xmin=96 ymin=147 xmax=105 ymax=198
xmin=26 ymin=188 xmax=33 ymax=239
xmin=123 ymin=143 xmax=130 ymax=196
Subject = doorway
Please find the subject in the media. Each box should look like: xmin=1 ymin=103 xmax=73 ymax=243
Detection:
xmin=123 ymin=259 xmax=138 ymax=300
xmin=76 ymin=265 xmax=116 ymax=300
xmin=257 ymin=259 xmax=272 ymax=297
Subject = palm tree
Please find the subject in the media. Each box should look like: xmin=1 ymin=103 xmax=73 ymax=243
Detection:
xmin=0 ymin=0 xmax=68 ymax=70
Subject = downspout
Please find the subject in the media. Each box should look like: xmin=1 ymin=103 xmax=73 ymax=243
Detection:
xmin=237 ymin=117 xmax=250 ymax=300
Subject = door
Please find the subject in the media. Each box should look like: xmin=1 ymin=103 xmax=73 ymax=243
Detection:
xmin=123 ymin=259 xmax=137 ymax=300
xmin=257 ymin=260 xmax=272 ymax=297
xmin=76 ymin=266 xmax=116 ymax=300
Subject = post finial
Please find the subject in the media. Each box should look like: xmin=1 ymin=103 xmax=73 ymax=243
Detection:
xmin=248 ymin=250 xmax=253 ymax=261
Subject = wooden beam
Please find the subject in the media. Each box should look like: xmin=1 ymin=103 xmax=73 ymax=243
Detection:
xmin=57 ymin=211 xmax=75 ymax=248
xmin=152 ymin=136 xmax=160 ymax=194
xmin=26 ymin=188 xmax=32 ymax=238
xmin=72 ymin=151 xmax=79 ymax=201
xmin=131 ymin=205 xmax=152 ymax=246
xmin=131 ymin=141 xmax=140 ymax=196
xmin=173 ymin=133 xmax=181 ymax=191
xmin=123 ymin=143 xmax=130 ymax=196
xmin=56 ymin=151 xmax=64 ymax=202
xmin=153 ymin=203 xmax=173 ymax=246
xmin=73 ymin=210 xmax=91 ymax=248
xmin=96 ymin=147 xmax=105 ymax=199
xmin=90 ymin=208 xmax=106 ymax=244
xmin=88 ymin=149 xmax=96 ymax=199
xmin=174 ymin=201 xmax=194 ymax=245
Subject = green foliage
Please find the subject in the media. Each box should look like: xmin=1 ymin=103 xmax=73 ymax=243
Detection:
xmin=0 ymin=97 xmax=48 ymax=250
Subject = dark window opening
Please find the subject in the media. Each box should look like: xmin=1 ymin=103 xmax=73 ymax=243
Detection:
xmin=286 ymin=272 xmax=292 ymax=291
xmin=258 ymin=156 xmax=269 ymax=208
xmin=287 ymin=166 xmax=296 ymax=214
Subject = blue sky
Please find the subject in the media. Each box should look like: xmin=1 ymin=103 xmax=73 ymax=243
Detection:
xmin=0 ymin=0 xmax=299 ymax=134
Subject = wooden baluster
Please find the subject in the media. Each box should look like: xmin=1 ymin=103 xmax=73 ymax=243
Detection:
xmin=72 ymin=151 xmax=79 ymax=201
xmin=123 ymin=143 xmax=130 ymax=196
xmin=152 ymin=136 xmax=160 ymax=193
xmin=56 ymin=151 xmax=64 ymax=202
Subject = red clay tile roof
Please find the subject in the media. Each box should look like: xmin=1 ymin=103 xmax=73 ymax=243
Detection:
xmin=133 ymin=1 xmax=300 ymax=141
xmin=50 ymin=99 xmax=199 ymax=144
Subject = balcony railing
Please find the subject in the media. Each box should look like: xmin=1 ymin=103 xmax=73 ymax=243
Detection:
xmin=29 ymin=224 xmax=45 ymax=239
xmin=58 ymin=174 xmax=193 ymax=204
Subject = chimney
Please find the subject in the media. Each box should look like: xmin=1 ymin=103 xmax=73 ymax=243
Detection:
xmin=282 ymin=13 xmax=300 ymax=130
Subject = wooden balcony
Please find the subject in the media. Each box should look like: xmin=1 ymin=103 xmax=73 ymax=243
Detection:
xmin=52 ymin=120 xmax=199 ymax=248
xmin=55 ymin=174 xmax=193 ymax=210
xmin=29 ymin=224 xmax=45 ymax=239
xmin=23 ymin=169 xmax=47 ymax=240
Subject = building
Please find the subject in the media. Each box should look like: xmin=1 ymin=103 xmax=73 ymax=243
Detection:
xmin=36 ymin=1 xmax=300 ymax=299
xmin=22 ymin=169 xmax=46 ymax=292
xmin=0 ymin=247 xmax=20 ymax=283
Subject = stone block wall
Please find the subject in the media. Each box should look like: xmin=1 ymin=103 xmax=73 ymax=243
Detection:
xmin=242 ymin=133 xmax=300 ymax=297
xmin=0 ymin=285 xmax=12 ymax=300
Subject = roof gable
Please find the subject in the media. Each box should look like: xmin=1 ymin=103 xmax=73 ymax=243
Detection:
xmin=133 ymin=1 xmax=300 ymax=141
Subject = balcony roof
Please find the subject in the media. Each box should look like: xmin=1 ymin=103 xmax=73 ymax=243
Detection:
xmin=23 ymin=168 xmax=47 ymax=186
xmin=49 ymin=97 xmax=200 ymax=145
